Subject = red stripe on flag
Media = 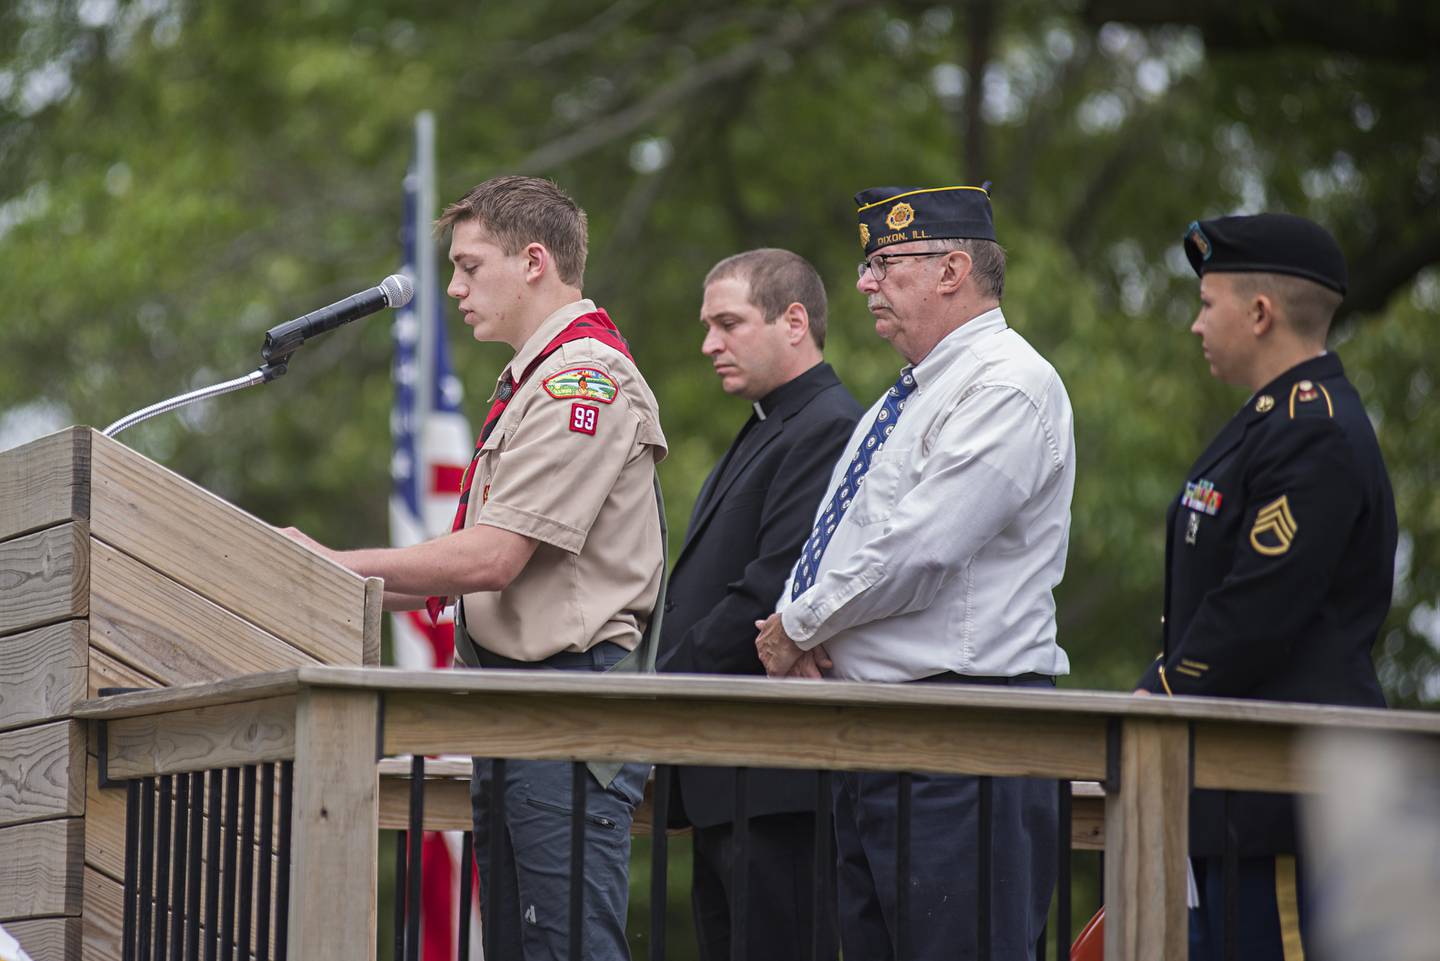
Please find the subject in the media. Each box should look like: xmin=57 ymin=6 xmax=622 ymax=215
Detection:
xmin=431 ymin=463 xmax=466 ymax=494
xmin=405 ymin=610 xmax=455 ymax=668
xmin=421 ymin=832 xmax=456 ymax=961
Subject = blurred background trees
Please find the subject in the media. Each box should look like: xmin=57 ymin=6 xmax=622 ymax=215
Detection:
xmin=2 ymin=0 xmax=1436 ymax=694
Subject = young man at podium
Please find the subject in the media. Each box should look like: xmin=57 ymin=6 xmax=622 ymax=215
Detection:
xmin=280 ymin=175 xmax=667 ymax=961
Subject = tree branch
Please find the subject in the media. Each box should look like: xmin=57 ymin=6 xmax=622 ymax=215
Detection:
xmin=513 ymin=0 xmax=870 ymax=173
xmin=1080 ymin=0 xmax=1440 ymax=62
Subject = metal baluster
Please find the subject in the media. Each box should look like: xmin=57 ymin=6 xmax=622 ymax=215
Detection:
xmin=238 ymin=766 xmax=256 ymax=961
xmin=140 ymin=779 xmax=156 ymax=961
xmin=731 ymin=767 xmax=750 ymax=961
xmin=1056 ymin=779 xmax=1072 ymax=961
xmin=274 ymin=761 xmax=293 ymax=961
xmin=394 ymin=831 xmax=409 ymax=961
xmin=220 ymin=768 xmax=239 ymax=961
xmin=123 ymin=780 xmax=140 ymax=961
xmin=407 ymin=756 xmax=425 ymax=961
xmin=569 ymin=763 xmax=587 ymax=961
xmin=185 ymin=772 xmax=203 ymax=961
xmin=1223 ymin=791 xmax=1237 ymax=961
xmin=978 ymin=776 xmax=993 ymax=961
xmin=483 ymin=759 xmax=506 ymax=961
xmin=170 ymin=774 xmax=190 ymax=961
xmin=458 ymin=831 xmax=474 ymax=961
xmin=895 ymin=772 xmax=912 ymax=961
xmin=204 ymin=771 xmax=222 ymax=961
xmin=256 ymin=764 xmax=275 ymax=961
xmin=812 ymin=770 xmax=833 ymax=961
xmin=650 ymin=765 xmax=671 ymax=961
xmin=156 ymin=776 xmax=173 ymax=961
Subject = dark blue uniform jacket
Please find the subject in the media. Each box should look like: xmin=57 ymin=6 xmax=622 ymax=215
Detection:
xmin=1137 ymin=352 xmax=1397 ymax=856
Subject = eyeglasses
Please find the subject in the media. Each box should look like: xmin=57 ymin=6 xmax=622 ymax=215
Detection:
xmin=856 ymin=252 xmax=947 ymax=280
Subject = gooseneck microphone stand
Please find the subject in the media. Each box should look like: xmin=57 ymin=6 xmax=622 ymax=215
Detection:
xmin=102 ymin=362 xmax=290 ymax=438
xmin=101 ymin=273 xmax=413 ymax=439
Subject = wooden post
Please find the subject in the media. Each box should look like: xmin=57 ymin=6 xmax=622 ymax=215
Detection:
xmin=1104 ymin=718 xmax=1189 ymax=961
xmin=287 ymin=688 xmax=379 ymax=961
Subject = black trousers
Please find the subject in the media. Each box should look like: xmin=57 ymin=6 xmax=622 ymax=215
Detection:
xmin=690 ymin=811 xmax=837 ymax=961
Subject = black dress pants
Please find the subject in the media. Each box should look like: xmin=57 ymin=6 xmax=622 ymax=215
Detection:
xmin=690 ymin=810 xmax=836 ymax=961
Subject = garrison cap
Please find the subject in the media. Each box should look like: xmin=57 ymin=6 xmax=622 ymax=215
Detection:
xmin=1183 ymin=213 xmax=1347 ymax=295
xmin=855 ymin=185 xmax=995 ymax=256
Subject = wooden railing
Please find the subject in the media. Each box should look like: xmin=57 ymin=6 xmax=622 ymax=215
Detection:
xmin=71 ymin=665 xmax=1440 ymax=961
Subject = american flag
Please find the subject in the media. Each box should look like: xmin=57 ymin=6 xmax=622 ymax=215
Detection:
xmin=389 ymin=115 xmax=478 ymax=961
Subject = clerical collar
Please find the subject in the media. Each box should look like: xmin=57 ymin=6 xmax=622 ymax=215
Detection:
xmin=753 ymin=402 xmax=767 ymax=421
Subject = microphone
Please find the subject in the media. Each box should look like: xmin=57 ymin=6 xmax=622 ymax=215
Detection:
xmin=261 ymin=273 xmax=415 ymax=364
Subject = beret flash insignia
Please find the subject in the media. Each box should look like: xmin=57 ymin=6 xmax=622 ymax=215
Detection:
xmin=886 ymin=202 xmax=915 ymax=231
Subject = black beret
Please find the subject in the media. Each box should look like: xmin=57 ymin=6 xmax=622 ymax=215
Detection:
xmin=1183 ymin=213 xmax=1347 ymax=295
xmin=855 ymin=185 xmax=995 ymax=256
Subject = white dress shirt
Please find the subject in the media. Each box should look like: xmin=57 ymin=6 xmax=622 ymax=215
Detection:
xmin=776 ymin=308 xmax=1075 ymax=682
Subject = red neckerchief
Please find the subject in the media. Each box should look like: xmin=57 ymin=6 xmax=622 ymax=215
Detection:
xmin=425 ymin=309 xmax=633 ymax=624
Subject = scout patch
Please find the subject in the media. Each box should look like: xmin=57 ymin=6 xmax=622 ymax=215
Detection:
xmin=569 ymin=402 xmax=599 ymax=436
xmin=1250 ymin=495 xmax=1297 ymax=556
xmin=543 ymin=366 xmax=618 ymax=404
xmin=886 ymin=202 xmax=915 ymax=230
xmin=1182 ymin=479 xmax=1223 ymax=516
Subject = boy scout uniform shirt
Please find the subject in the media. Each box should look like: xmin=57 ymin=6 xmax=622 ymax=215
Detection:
xmin=775 ymin=308 xmax=1075 ymax=682
xmin=459 ymin=299 xmax=668 ymax=663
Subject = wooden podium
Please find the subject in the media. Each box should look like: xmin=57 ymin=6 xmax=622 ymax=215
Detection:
xmin=0 ymin=427 xmax=381 ymax=960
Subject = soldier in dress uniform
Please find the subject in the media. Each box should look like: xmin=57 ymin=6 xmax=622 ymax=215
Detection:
xmin=1134 ymin=213 xmax=1399 ymax=961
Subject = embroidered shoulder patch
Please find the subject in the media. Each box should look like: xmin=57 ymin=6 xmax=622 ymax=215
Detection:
xmin=542 ymin=366 xmax=618 ymax=404
xmin=1250 ymin=495 xmax=1298 ymax=556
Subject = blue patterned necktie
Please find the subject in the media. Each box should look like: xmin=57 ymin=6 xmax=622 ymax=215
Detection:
xmin=791 ymin=366 xmax=917 ymax=600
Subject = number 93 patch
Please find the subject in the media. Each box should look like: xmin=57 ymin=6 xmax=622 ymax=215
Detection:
xmin=569 ymin=402 xmax=599 ymax=436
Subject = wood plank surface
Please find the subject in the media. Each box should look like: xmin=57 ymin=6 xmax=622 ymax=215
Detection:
xmin=378 ymin=773 xmax=472 ymax=832
xmin=0 ymin=720 xmax=86 ymax=827
xmin=1 ymin=916 xmax=82 ymax=961
xmin=0 ymin=522 xmax=88 ymax=638
xmin=102 ymin=696 xmax=297 ymax=779
xmin=0 ymin=818 xmax=84 ymax=920
xmin=293 ymin=666 xmax=1440 ymax=734
xmin=1192 ymin=721 xmax=1309 ymax=792
xmin=0 ymin=427 xmax=88 ymax=543
xmin=80 ymin=865 xmax=122 ymax=961
xmin=1104 ymin=719 xmax=1189 ymax=961
xmin=88 ymin=432 xmax=366 ymax=665
xmin=289 ymin=688 xmax=379 ymax=961
xmin=88 ymin=646 xmax=162 ymax=697
xmin=382 ymin=690 xmax=1111 ymax=779
xmin=0 ymin=620 xmax=87 ymax=732
xmin=74 ymin=666 xmax=1440 ymax=740
xmin=362 ymin=577 xmax=383 ymax=667
xmin=89 ymin=539 xmax=321 ymax=685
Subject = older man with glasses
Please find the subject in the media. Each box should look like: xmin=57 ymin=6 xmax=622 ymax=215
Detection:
xmin=755 ymin=184 xmax=1076 ymax=961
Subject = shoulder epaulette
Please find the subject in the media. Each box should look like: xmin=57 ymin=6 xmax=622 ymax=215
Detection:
xmin=1287 ymin=379 xmax=1334 ymax=419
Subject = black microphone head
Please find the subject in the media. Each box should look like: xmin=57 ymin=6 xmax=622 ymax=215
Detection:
xmin=381 ymin=273 xmax=415 ymax=308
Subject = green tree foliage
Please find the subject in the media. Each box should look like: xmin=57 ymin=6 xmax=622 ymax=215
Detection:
xmin=2 ymin=0 xmax=1437 ymax=707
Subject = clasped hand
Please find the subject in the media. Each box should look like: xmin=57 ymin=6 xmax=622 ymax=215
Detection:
xmin=754 ymin=613 xmax=831 ymax=679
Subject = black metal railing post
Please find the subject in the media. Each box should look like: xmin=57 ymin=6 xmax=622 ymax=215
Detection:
xmin=483 ymin=759 xmax=507 ymax=961
xmin=139 ymin=778 xmax=156 ymax=961
xmin=650 ymin=765 xmax=671 ymax=961
xmin=895 ymin=772 xmax=912 ymax=961
xmin=731 ymin=767 xmax=751 ymax=961
xmin=407 ymin=755 xmax=426 ymax=961
xmin=257 ymin=764 xmax=275 ymax=961
xmin=458 ymin=831 xmax=474 ymax=961
xmin=569 ymin=762 xmax=587 ymax=961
